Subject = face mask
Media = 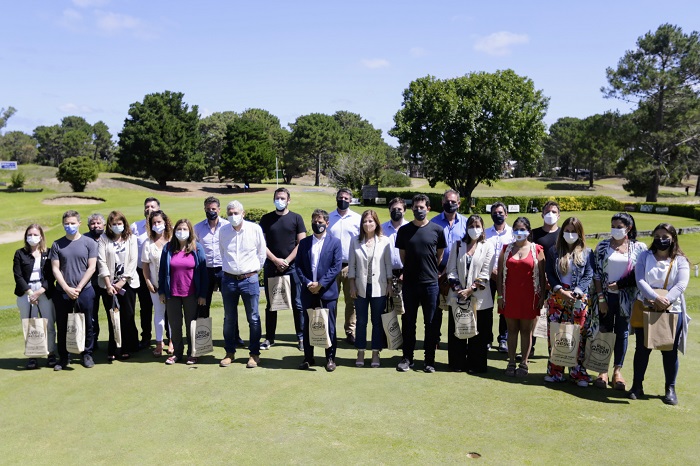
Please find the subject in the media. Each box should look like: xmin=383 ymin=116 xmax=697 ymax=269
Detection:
xmin=390 ymin=209 xmax=403 ymax=222
xmin=491 ymin=213 xmax=505 ymax=226
xmin=467 ymin=228 xmax=482 ymax=240
xmin=413 ymin=209 xmax=427 ymax=221
xmin=175 ymin=230 xmax=189 ymax=241
xmin=152 ymin=224 xmax=165 ymax=234
xmin=228 ymin=215 xmax=243 ymax=227
xmin=312 ymin=223 xmax=326 ymax=234
xmin=653 ymin=238 xmax=672 ymax=251
xmin=91 ymin=228 xmax=104 ymax=237
xmin=111 ymin=225 xmax=124 ymax=235
xmin=543 ymin=212 xmax=558 ymax=226
xmin=443 ymin=202 xmax=458 ymax=214
xmin=336 ymin=199 xmax=350 ymax=211
xmin=514 ymin=230 xmax=529 ymax=242
xmin=64 ymin=224 xmax=79 ymax=235
xmin=26 ymin=235 xmax=41 ymax=246
xmin=611 ymin=227 xmax=627 ymax=240
xmin=206 ymin=210 xmax=219 ymax=221
xmin=274 ymin=199 xmax=287 ymax=211
xmin=563 ymin=232 xmax=579 ymax=244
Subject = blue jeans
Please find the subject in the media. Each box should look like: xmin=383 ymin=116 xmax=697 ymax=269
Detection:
xmin=221 ymin=274 xmax=261 ymax=355
xmin=401 ymin=281 xmax=440 ymax=364
xmin=263 ymin=262 xmax=304 ymax=341
xmin=599 ymin=292 xmax=629 ymax=367
xmin=354 ymin=284 xmax=386 ymax=351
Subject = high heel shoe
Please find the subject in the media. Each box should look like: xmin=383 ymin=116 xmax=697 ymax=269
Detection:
xmin=371 ymin=350 xmax=380 ymax=368
xmin=355 ymin=350 xmax=365 ymax=367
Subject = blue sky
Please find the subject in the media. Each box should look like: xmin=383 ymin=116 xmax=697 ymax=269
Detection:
xmin=3 ymin=0 xmax=699 ymax=144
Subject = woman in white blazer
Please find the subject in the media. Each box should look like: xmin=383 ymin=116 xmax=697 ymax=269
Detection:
xmin=348 ymin=209 xmax=393 ymax=368
xmin=446 ymin=214 xmax=494 ymax=373
xmin=98 ymin=210 xmax=141 ymax=361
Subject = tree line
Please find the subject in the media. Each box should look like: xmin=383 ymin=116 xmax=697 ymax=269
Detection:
xmin=2 ymin=23 xmax=699 ymax=202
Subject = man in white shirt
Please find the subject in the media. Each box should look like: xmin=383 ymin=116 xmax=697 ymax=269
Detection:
xmin=130 ymin=197 xmax=160 ymax=349
xmin=485 ymin=201 xmax=514 ymax=353
xmin=328 ymin=188 xmax=361 ymax=344
xmin=381 ymin=197 xmax=409 ymax=278
xmin=218 ymin=200 xmax=267 ymax=369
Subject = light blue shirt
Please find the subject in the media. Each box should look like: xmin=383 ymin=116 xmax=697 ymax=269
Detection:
xmin=328 ymin=209 xmax=361 ymax=263
xmin=430 ymin=212 xmax=468 ymax=271
xmin=381 ymin=219 xmax=408 ymax=270
xmin=194 ymin=217 xmax=231 ymax=268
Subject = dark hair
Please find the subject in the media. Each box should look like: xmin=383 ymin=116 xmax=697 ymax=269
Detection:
xmin=336 ymin=188 xmax=352 ymax=198
xmin=463 ymin=215 xmax=485 ymax=243
xmin=512 ymin=216 xmax=532 ymax=241
xmin=144 ymin=197 xmax=160 ymax=207
xmin=443 ymin=189 xmax=460 ymax=201
xmin=611 ymin=212 xmax=637 ymax=240
xmin=274 ymin=187 xmax=291 ymax=200
xmin=490 ymin=202 xmax=506 ymax=214
xmin=359 ymin=209 xmax=382 ymax=241
xmin=148 ymin=210 xmax=172 ymax=242
xmin=62 ymin=210 xmax=80 ymax=222
xmin=542 ymin=200 xmax=560 ymax=213
xmin=24 ymin=224 xmax=46 ymax=252
xmin=170 ymin=219 xmax=197 ymax=254
xmin=388 ymin=197 xmax=405 ymax=210
xmin=105 ymin=211 xmax=132 ymax=241
xmin=651 ymin=223 xmax=685 ymax=259
xmin=312 ymin=208 xmax=329 ymax=223
xmin=204 ymin=196 xmax=220 ymax=207
xmin=412 ymin=193 xmax=430 ymax=208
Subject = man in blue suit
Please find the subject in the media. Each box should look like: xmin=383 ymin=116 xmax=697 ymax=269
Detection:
xmin=296 ymin=209 xmax=343 ymax=372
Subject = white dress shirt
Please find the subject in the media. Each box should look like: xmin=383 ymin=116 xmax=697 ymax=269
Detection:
xmin=381 ymin=219 xmax=408 ymax=270
xmin=218 ymin=221 xmax=267 ymax=275
xmin=130 ymin=218 xmax=149 ymax=267
xmin=485 ymin=224 xmax=514 ymax=271
xmin=328 ymin=209 xmax=361 ymax=263
xmin=194 ymin=217 xmax=230 ymax=268
xmin=311 ymin=233 xmax=326 ymax=282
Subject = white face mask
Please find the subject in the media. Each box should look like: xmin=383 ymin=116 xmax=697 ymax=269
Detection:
xmin=514 ymin=230 xmax=529 ymax=242
xmin=611 ymin=227 xmax=627 ymax=240
xmin=228 ymin=214 xmax=243 ymax=227
xmin=467 ymin=228 xmax=483 ymax=240
xmin=175 ymin=230 xmax=189 ymax=241
xmin=543 ymin=212 xmax=558 ymax=226
xmin=563 ymin=232 xmax=579 ymax=244
xmin=152 ymin=224 xmax=165 ymax=234
xmin=26 ymin=235 xmax=41 ymax=246
xmin=111 ymin=224 xmax=124 ymax=235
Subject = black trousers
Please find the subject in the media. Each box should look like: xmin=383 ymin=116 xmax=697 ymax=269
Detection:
xmin=136 ymin=267 xmax=153 ymax=342
xmin=54 ymin=286 xmax=95 ymax=360
xmin=448 ymin=307 xmax=493 ymax=372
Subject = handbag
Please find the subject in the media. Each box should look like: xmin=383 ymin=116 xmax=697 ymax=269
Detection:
xmin=533 ymin=304 xmax=549 ymax=340
xmin=643 ymin=310 xmax=679 ymax=351
xmin=630 ymin=257 xmax=674 ymax=328
xmin=109 ymin=296 xmax=122 ymax=349
xmin=268 ymin=275 xmax=293 ymax=312
xmin=22 ymin=304 xmax=50 ymax=357
xmin=451 ymin=299 xmax=477 ymax=339
xmin=307 ymin=308 xmax=332 ymax=349
xmin=548 ymin=322 xmax=581 ymax=367
xmin=66 ymin=303 xmax=86 ymax=354
xmin=381 ymin=310 xmax=403 ymax=350
xmin=583 ymin=331 xmax=616 ymax=373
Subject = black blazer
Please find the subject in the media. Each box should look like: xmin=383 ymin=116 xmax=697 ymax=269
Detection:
xmin=13 ymin=247 xmax=54 ymax=297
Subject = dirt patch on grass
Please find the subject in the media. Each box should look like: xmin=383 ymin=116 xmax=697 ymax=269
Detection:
xmin=0 ymin=231 xmax=25 ymax=244
xmin=42 ymin=196 xmax=105 ymax=205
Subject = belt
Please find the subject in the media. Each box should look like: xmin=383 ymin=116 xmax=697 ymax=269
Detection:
xmin=224 ymin=271 xmax=257 ymax=280
xmin=342 ymin=262 xmax=349 ymax=268
xmin=392 ymin=268 xmax=403 ymax=276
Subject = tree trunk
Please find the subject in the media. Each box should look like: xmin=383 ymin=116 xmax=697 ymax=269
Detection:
xmin=158 ymin=178 xmax=168 ymax=189
xmin=588 ymin=164 xmax=594 ymax=189
xmin=695 ymin=173 xmax=700 ymax=196
xmin=646 ymin=168 xmax=660 ymax=202
xmin=314 ymin=154 xmax=321 ymax=186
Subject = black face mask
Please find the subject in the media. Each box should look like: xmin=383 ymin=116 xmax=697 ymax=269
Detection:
xmin=443 ymin=202 xmax=458 ymax=214
xmin=491 ymin=213 xmax=505 ymax=226
xmin=653 ymin=238 xmax=672 ymax=251
xmin=337 ymin=199 xmax=350 ymax=211
xmin=91 ymin=228 xmax=104 ymax=237
xmin=206 ymin=210 xmax=219 ymax=221
xmin=390 ymin=209 xmax=403 ymax=222
xmin=413 ymin=209 xmax=427 ymax=221
xmin=312 ymin=223 xmax=326 ymax=234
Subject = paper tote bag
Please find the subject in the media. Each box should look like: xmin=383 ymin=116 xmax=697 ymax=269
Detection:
xmin=268 ymin=275 xmax=293 ymax=312
xmin=307 ymin=308 xmax=332 ymax=349
xmin=381 ymin=310 xmax=403 ymax=350
xmin=66 ymin=308 xmax=86 ymax=354
xmin=190 ymin=317 xmax=214 ymax=357
xmin=533 ymin=306 xmax=549 ymax=340
xmin=548 ymin=322 xmax=581 ymax=367
xmin=583 ymin=332 xmax=617 ymax=373
xmin=451 ymin=301 xmax=477 ymax=340
xmin=110 ymin=297 xmax=122 ymax=349
xmin=643 ymin=311 xmax=679 ymax=351
xmin=22 ymin=305 xmax=49 ymax=357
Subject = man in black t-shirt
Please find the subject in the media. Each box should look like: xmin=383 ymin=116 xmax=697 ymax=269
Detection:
xmin=259 ymin=188 xmax=307 ymax=351
xmin=395 ymin=194 xmax=446 ymax=373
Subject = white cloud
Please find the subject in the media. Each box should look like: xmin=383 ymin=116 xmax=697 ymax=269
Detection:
xmin=96 ymin=11 xmax=141 ymax=33
xmin=410 ymin=47 xmax=427 ymax=57
xmin=361 ymin=58 xmax=390 ymax=69
xmin=72 ymin=0 xmax=109 ymax=7
xmin=474 ymin=31 xmax=529 ymax=56
xmin=58 ymin=8 xmax=83 ymax=30
xmin=58 ymin=103 xmax=97 ymax=114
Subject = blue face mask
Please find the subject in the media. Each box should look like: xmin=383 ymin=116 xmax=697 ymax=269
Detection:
xmin=514 ymin=230 xmax=529 ymax=241
xmin=274 ymin=199 xmax=287 ymax=211
xmin=64 ymin=224 xmax=79 ymax=235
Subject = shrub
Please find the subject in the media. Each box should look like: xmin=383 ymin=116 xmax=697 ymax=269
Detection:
xmin=245 ymin=208 xmax=266 ymax=223
xmin=56 ymin=156 xmax=99 ymax=192
xmin=379 ymin=170 xmax=411 ymax=188
xmin=9 ymin=170 xmax=26 ymax=189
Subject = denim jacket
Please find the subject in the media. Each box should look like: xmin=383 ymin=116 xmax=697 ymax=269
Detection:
xmin=545 ymin=246 xmax=593 ymax=297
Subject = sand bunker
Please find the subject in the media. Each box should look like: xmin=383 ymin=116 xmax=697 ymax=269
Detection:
xmin=42 ymin=196 xmax=105 ymax=205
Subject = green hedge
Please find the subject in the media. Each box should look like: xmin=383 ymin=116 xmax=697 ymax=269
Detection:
xmin=375 ymin=190 xmax=444 ymax=210
xmin=472 ymin=195 xmax=625 ymax=214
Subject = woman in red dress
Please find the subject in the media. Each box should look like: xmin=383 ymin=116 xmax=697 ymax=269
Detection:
xmin=496 ymin=217 xmax=546 ymax=377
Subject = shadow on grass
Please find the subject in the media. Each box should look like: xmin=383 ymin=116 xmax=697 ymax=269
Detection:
xmin=546 ymin=182 xmax=594 ymax=191
xmin=201 ymin=186 xmax=268 ymax=195
xmin=111 ymin=177 xmax=189 ymax=193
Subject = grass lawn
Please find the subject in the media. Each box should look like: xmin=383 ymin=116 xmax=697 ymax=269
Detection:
xmin=1 ymin=171 xmax=699 ymax=464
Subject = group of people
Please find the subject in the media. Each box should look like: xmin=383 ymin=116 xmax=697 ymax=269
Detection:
xmin=12 ymin=190 xmax=690 ymax=404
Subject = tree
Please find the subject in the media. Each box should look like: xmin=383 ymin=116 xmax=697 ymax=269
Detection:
xmin=219 ymin=118 xmax=275 ymax=185
xmin=92 ymin=121 xmax=116 ymax=164
xmin=0 ymin=106 xmax=16 ymax=133
xmin=56 ymin=156 xmax=99 ymax=192
xmin=198 ymin=111 xmax=238 ymax=177
xmin=287 ymin=113 xmax=344 ymax=186
xmin=33 ymin=117 xmax=115 ymax=167
xmin=391 ymin=70 xmax=549 ymax=202
xmin=240 ymin=108 xmax=290 ymax=182
xmin=543 ymin=117 xmax=582 ymax=177
xmin=603 ymin=23 xmax=700 ymax=201
xmin=118 ymin=91 xmax=200 ymax=188
xmin=33 ymin=124 xmax=63 ymax=166
xmin=0 ymin=131 xmax=38 ymax=163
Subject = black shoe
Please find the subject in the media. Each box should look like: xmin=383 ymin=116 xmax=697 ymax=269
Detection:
xmin=346 ymin=335 xmax=355 ymax=344
xmin=47 ymin=355 xmax=57 ymax=367
xmin=424 ymin=364 xmax=436 ymax=373
xmin=663 ymin=385 xmax=678 ymax=405
xmin=235 ymin=340 xmax=246 ymax=348
xmin=138 ymin=340 xmax=150 ymax=350
xmin=515 ymin=353 xmax=523 ymax=361
xmin=298 ymin=358 xmax=315 ymax=370
xmin=396 ymin=358 xmax=412 ymax=372
xmin=54 ymin=359 xmax=68 ymax=371
xmin=26 ymin=358 xmax=38 ymax=370
xmin=82 ymin=354 xmax=95 ymax=368
xmin=627 ymin=385 xmax=644 ymax=400
xmin=297 ymin=340 xmax=304 ymax=352
xmin=325 ymin=358 xmax=336 ymax=372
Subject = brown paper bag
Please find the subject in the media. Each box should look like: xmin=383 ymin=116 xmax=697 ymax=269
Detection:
xmin=190 ymin=317 xmax=214 ymax=357
xmin=583 ymin=332 xmax=616 ymax=373
xmin=307 ymin=308 xmax=332 ymax=349
xmin=549 ymin=322 xmax=581 ymax=367
xmin=23 ymin=305 xmax=49 ymax=357
xmin=66 ymin=308 xmax=85 ymax=354
xmin=381 ymin=310 xmax=403 ymax=350
xmin=268 ymin=275 xmax=292 ymax=312
xmin=643 ymin=311 xmax=678 ymax=351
